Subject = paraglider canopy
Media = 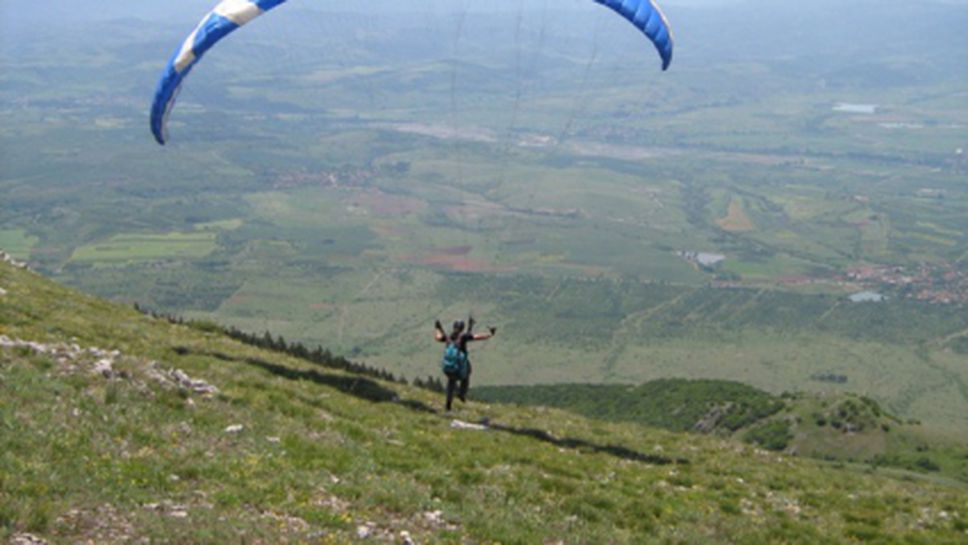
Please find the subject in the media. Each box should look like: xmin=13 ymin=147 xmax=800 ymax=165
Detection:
xmin=593 ymin=0 xmax=674 ymax=71
xmin=150 ymin=0 xmax=674 ymax=145
xmin=150 ymin=0 xmax=289 ymax=145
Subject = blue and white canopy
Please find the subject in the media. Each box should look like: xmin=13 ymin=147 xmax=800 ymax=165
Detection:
xmin=593 ymin=0 xmax=674 ymax=71
xmin=150 ymin=0 xmax=674 ymax=145
xmin=150 ymin=0 xmax=288 ymax=145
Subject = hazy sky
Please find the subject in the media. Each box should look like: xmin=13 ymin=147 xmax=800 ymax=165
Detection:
xmin=2 ymin=0 xmax=965 ymax=24
xmin=0 ymin=1 xmax=730 ymax=41
xmin=2 ymin=0 xmax=965 ymax=70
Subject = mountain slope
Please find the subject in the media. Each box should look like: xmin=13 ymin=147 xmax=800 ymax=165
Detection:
xmin=1 ymin=259 xmax=966 ymax=544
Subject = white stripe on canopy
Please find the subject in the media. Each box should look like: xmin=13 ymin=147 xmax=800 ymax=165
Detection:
xmin=213 ymin=0 xmax=264 ymax=26
xmin=173 ymin=28 xmax=201 ymax=72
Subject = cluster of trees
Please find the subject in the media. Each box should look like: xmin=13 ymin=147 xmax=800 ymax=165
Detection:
xmin=744 ymin=420 xmax=794 ymax=452
xmin=813 ymin=395 xmax=894 ymax=433
xmin=134 ymin=304 xmax=445 ymax=392
xmin=811 ymin=372 xmax=848 ymax=384
xmin=475 ymin=379 xmax=786 ymax=434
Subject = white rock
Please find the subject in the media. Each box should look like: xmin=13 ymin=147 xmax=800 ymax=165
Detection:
xmin=189 ymin=380 xmax=219 ymax=395
xmin=399 ymin=530 xmax=416 ymax=545
xmin=93 ymin=358 xmax=114 ymax=377
xmin=0 ymin=251 xmax=29 ymax=269
xmin=424 ymin=510 xmax=445 ymax=525
xmin=356 ymin=525 xmax=373 ymax=539
xmin=225 ymin=424 xmax=244 ymax=434
xmin=0 ymin=286 xmax=7 ymax=296
xmin=450 ymin=419 xmax=488 ymax=431
xmin=150 ymin=364 xmax=219 ymax=395
xmin=10 ymin=533 xmax=49 ymax=545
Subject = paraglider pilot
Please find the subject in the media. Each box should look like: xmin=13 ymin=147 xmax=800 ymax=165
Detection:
xmin=435 ymin=317 xmax=496 ymax=411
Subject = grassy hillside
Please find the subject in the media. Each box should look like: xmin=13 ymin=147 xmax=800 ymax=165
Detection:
xmin=1 ymin=260 xmax=967 ymax=544
xmin=476 ymin=381 xmax=968 ymax=484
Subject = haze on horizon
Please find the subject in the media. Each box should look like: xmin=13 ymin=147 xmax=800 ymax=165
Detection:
xmin=3 ymin=0 xmax=967 ymax=75
xmin=4 ymin=0 xmax=968 ymax=22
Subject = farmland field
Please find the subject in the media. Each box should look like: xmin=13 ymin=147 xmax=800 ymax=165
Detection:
xmin=0 ymin=230 xmax=37 ymax=260
xmin=71 ymin=232 xmax=218 ymax=264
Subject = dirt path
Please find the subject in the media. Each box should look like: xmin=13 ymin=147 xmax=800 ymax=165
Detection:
xmin=815 ymin=300 xmax=842 ymax=324
xmin=600 ymin=292 xmax=691 ymax=373
xmin=931 ymin=327 xmax=968 ymax=349
xmin=337 ymin=270 xmax=386 ymax=343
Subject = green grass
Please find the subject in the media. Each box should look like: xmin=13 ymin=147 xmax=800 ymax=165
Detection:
xmin=2 ymin=261 xmax=968 ymax=544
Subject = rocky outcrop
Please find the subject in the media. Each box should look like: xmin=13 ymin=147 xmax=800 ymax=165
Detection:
xmin=693 ymin=403 xmax=731 ymax=434
xmin=0 ymin=335 xmax=218 ymax=396
xmin=148 ymin=364 xmax=219 ymax=395
xmin=9 ymin=534 xmax=49 ymax=545
xmin=0 ymin=250 xmax=29 ymax=270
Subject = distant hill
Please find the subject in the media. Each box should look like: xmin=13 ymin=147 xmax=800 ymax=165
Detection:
xmin=476 ymin=380 xmax=968 ymax=483
xmin=2 ymin=260 xmax=967 ymax=543
xmin=476 ymin=380 xmax=784 ymax=433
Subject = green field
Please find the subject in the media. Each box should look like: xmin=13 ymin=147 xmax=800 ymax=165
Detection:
xmin=71 ymin=232 xmax=219 ymax=264
xmin=0 ymin=230 xmax=38 ymax=261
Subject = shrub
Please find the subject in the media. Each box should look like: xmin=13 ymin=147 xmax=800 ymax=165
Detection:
xmin=745 ymin=420 xmax=793 ymax=452
xmin=913 ymin=458 xmax=940 ymax=472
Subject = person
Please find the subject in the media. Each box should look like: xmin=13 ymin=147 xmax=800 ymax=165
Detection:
xmin=434 ymin=317 xmax=496 ymax=411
